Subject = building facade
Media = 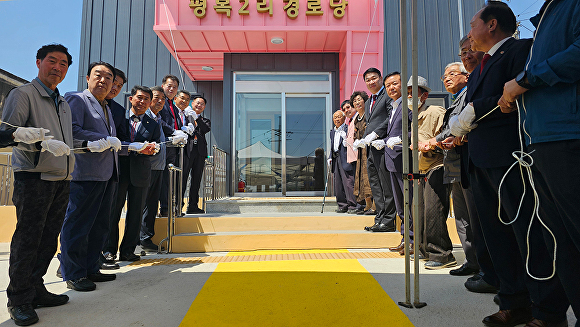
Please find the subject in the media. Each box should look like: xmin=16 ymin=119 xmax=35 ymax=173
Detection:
xmin=78 ymin=0 xmax=484 ymax=196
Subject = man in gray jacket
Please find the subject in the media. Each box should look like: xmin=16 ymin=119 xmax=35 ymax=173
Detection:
xmin=1 ymin=44 xmax=74 ymax=326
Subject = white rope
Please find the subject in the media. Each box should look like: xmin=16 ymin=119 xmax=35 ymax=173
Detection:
xmin=352 ymin=0 xmax=379 ymax=93
xmin=496 ymin=98 xmax=557 ymax=281
xmin=162 ymin=0 xmax=186 ymax=86
xmin=0 ymin=120 xmax=20 ymax=129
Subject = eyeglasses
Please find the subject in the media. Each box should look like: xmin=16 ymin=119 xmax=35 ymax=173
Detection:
xmin=440 ymin=71 xmax=465 ymax=82
xmin=459 ymin=49 xmax=475 ymax=58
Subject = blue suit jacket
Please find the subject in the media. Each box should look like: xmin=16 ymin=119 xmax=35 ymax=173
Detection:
xmin=466 ymin=38 xmax=532 ymax=168
xmin=329 ymin=124 xmax=353 ymax=173
xmin=384 ymin=100 xmax=412 ymax=173
xmin=66 ymin=89 xmax=119 ymax=182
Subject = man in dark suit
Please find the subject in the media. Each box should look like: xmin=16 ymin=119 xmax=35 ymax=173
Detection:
xmin=60 ymin=61 xmax=121 ymax=292
xmin=450 ymin=2 xmax=569 ymax=326
xmin=374 ymin=72 xmax=413 ymax=253
xmin=106 ymin=68 xmax=127 ymax=131
xmin=159 ymin=75 xmax=181 ymax=216
xmin=329 ymin=110 xmax=356 ymax=213
xmin=354 ymin=67 xmax=397 ymax=232
xmin=183 ymin=95 xmax=211 ymax=214
xmin=105 ymin=86 xmax=161 ymax=262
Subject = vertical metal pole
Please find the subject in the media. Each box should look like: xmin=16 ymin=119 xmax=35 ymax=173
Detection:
xmin=398 ymin=0 xmax=413 ymax=309
xmin=412 ymin=0 xmax=426 ymax=309
xmin=458 ymin=0 xmax=465 ymax=38
xmin=178 ymin=145 xmax=184 ymax=215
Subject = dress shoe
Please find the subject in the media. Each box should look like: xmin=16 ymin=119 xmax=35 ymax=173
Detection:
xmin=187 ymin=208 xmax=205 ymax=214
xmin=103 ymin=252 xmax=116 ymax=263
xmin=32 ymin=291 xmax=69 ymax=308
xmin=101 ymin=262 xmax=120 ymax=270
xmin=88 ymin=271 xmax=116 ymax=282
xmin=335 ymin=208 xmax=348 ymax=213
xmin=482 ymin=308 xmax=532 ymax=327
xmin=399 ymin=244 xmax=414 ymax=256
xmin=364 ymin=209 xmax=376 ymax=215
xmin=8 ymin=304 xmax=38 ymax=326
xmin=140 ymin=239 xmax=159 ymax=252
xmin=494 ymin=294 xmax=500 ymax=306
xmin=364 ymin=223 xmax=379 ymax=231
xmin=389 ymin=240 xmax=405 ymax=252
xmin=356 ymin=209 xmax=365 ymax=215
xmin=449 ymin=263 xmax=479 ymax=276
xmin=524 ymin=318 xmax=568 ymax=327
xmin=424 ymin=259 xmax=457 ymax=270
xmin=119 ymin=253 xmax=140 ymax=261
xmin=410 ymin=252 xmax=426 ymax=260
xmin=347 ymin=209 xmax=359 ymax=214
xmin=56 ymin=265 xmax=62 ymax=279
xmin=371 ymin=223 xmax=395 ymax=232
xmin=66 ymin=277 xmax=96 ymax=292
xmin=465 ymin=276 xmax=499 ymax=294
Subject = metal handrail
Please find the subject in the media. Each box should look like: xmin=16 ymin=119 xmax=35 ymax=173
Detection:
xmin=158 ymin=144 xmax=185 ymax=254
xmin=0 ymin=153 xmax=13 ymax=206
xmin=203 ymin=146 xmax=228 ymax=207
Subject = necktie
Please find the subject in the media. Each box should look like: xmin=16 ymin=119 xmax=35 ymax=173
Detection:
xmin=170 ymin=101 xmax=179 ymax=130
xmin=370 ymin=94 xmax=378 ymax=113
xmin=130 ymin=116 xmax=140 ymax=142
xmin=480 ymin=53 xmax=491 ymax=74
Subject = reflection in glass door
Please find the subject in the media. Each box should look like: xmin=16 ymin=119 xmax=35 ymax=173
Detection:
xmin=285 ymin=96 xmax=328 ymax=194
xmin=233 ymin=73 xmax=332 ymax=196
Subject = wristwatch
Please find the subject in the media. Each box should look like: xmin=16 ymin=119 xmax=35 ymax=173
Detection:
xmin=516 ymin=70 xmax=532 ymax=89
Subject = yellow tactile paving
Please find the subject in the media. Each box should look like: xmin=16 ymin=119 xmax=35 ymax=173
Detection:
xmin=180 ymin=258 xmax=414 ymax=326
xmin=129 ymin=250 xmax=401 ymax=267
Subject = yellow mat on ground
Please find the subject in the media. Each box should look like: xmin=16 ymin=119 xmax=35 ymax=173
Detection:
xmin=180 ymin=251 xmax=414 ymax=326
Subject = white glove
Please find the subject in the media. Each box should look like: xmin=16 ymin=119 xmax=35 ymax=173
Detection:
xmin=87 ymin=138 xmax=111 ymax=152
xmin=352 ymin=139 xmax=364 ymax=150
xmin=342 ymin=138 xmax=348 ymax=147
xmin=371 ymin=139 xmax=386 ymax=150
xmin=153 ymin=142 xmax=160 ymax=154
xmin=363 ymin=132 xmax=378 ymax=145
xmin=450 ymin=103 xmax=478 ymax=137
xmin=128 ymin=142 xmax=148 ymax=152
xmin=171 ymin=130 xmax=188 ymax=144
xmin=107 ymin=136 xmax=122 ymax=151
xmin=181 ymin=123 xmax=195 ymax=135
xmin=386 ymin=136 xmax=402 ymax=149
xmin=41 ymin=139 xmax=70 ymax=156
xmin=337 ymin=130 xmax=346 ymax=138
xmin=13 ymin=127 xmax=53 ymax=144
xmin=185 ymin=107 xmax=199 ymax=120
xmin=327 ymin=158 xmax=332 ymax=166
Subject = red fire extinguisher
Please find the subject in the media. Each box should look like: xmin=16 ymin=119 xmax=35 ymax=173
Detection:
xmin=238 ymin=180 xmax=246 ymax=192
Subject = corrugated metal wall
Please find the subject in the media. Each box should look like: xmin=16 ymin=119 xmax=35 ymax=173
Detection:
xmin=384 ymin=0 xmax=485 ymax=93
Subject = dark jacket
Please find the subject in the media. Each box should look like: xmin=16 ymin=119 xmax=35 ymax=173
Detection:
xmin=436 ymin=87 xmax=467 ymax=184
xmin=466 ymin=37 xmax=532 ymax=168
xmin=116 ymin=109 xmax=162 ymax=187
xmin=329 ymin=124 xmax=353 ymax=173
xmin=364 ymin=87 xmax=393 ymax=139
xmin=522 ymin=0 xmax=580 ymax=145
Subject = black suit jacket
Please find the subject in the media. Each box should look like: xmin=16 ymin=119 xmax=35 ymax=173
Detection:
xmin=466 ymin=37 xmax=532 ymax=168
xmin=187 ymin=115 xmax=211 ymax=159
xmin=117 ymin=110 xmax=162 ymax=188
xmin=108 ymin=98 xmax=127 ymax=133
xmin=364 ymin=87 xmax=393 ymax=139
xmin=160 ymin=99 xmax=180 ymax=131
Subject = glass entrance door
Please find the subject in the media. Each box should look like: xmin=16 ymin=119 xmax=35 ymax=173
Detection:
xmin=233 ymin=73 xmax=332 ymax=196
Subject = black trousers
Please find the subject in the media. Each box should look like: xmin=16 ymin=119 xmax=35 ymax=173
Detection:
xmin=183 ymin=148 xmax=205 ymax=211
xmin=470 ymin=163 xmax=569 ymax=321
xmin=159 ymin=146 xmax=179 ymax=213
xmin=141 ymin=170 xmax=163 ymax=242
xmin=417 ymin=166 xmax=453 ymax=263
xmin=106 ymin=172 xmax=148 ymax=256
xmin=529 ymin=140 xmax=580 ymax=320
xmin=366 ymin=147 xmax=396 ymax=225
xmin=7 ymin=179 xmax=69 ymax=306
xmin=451 ymin=182 xmax=478 ymax=269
